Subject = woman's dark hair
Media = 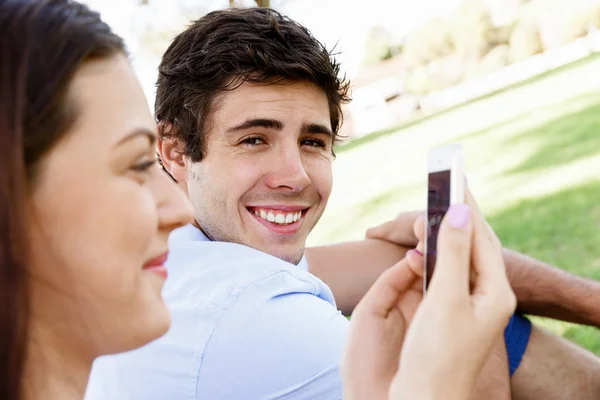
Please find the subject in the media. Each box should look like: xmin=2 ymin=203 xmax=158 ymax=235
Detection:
xmin=155 ymin=7 xmax=351 ymax=162
xmin=0 ymin=1 xmax=125 ymax=398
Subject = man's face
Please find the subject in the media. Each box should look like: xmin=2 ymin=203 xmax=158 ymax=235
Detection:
xmin=185 ymin=81 xmax=333 ymax=264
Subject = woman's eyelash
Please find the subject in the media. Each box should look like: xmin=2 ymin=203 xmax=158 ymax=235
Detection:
xmin=131 ymin=160 xmax=157 ymax=172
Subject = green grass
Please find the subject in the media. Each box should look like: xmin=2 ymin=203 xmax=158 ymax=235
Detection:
xmin=309 ymin=53 xmax=600 ymax=354
xmin=489 ymin=181 xmax=600 ymax=281
xmin=490 ymin=181 xmax=600 ymax=353
xmin=504 ymin=100 xmax=600 ymax=174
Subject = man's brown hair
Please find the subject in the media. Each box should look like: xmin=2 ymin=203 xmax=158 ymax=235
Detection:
xmin=155 ymin=7 xmax=351 ymax=162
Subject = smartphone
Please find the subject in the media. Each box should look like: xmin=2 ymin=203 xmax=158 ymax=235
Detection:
xmin=424 ymin=143 xmax=465 ymax=293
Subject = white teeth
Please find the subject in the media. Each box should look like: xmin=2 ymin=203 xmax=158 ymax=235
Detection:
xmin=253 ymin=209 xmax=304 ymax=225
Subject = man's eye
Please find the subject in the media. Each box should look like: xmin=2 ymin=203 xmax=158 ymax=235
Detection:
xmin=301 ymin=139 xmax=326 ymax=148
xmin=240 ymin=137 xmax=265 ymax=146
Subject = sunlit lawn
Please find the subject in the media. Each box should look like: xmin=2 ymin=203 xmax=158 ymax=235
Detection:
xmin=309 ymin=54 xmax=600 ymax=354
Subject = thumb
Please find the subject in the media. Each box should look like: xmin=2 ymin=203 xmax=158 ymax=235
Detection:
xmin=353 ymin=258 xmax=419 ymax=319
xmin=427 ymin=204 xmax=473 ymax=299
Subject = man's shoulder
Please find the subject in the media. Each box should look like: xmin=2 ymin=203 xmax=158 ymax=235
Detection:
xmin=164 ymin=235 xmax=331 ymax=311
xmin=87 ymin=240 xmax=333 ymax=400
xmin=157 ymin=235 xmax=341 ymax=364
xmin=85 ymin=228 xmax=345 ymax=400
xmin=192 ymin=253 xmax=348 ymax=400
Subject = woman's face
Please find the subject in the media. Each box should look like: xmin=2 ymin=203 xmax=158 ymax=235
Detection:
xmin=27 ymin=54 xmax=193 ymax=357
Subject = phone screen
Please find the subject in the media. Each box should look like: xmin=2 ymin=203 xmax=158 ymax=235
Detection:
xmin=425 ymin=169 xmax=451 ymax=289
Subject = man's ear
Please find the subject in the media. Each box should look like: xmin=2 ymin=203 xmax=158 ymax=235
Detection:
xmin=157 ymin=122 xmax=188 ymax=183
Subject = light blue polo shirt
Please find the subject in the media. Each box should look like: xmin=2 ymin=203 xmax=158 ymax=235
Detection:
xmin=86 ymin=224 xmax=349 ymax=400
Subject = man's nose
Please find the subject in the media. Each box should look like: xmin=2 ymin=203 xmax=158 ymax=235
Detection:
xmin=263 ymin=147 xmax=311 ymax=193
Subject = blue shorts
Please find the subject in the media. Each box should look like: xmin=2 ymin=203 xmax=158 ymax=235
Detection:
xmin=504 ymin=313 xmax=532 ymax=376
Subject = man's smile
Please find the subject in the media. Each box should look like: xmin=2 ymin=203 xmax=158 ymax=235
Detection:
xmin=246 ymin=205 xmax=309 ymax=235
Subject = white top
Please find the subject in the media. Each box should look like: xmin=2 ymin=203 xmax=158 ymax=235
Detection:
xmin=86 ymin=224 xmax=348 ymax=400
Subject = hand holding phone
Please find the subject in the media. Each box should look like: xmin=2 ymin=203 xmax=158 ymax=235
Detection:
xmin=424 ymin=143 xmax=464 ymax=292
xmin=342 ymin=189 xmax=516 ymax=400
xmin=391 ymin=195 xmax=516 ymax=400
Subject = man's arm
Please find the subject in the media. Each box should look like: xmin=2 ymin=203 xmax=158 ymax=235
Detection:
xmin=504 ymin=249 xmax=600 ymax=326
xmin=306 ymin=211 xmax=420 ymax=316
xmin=511 ymin=325 xmax=600 ymax=399
xmin=308 ymin=211 xmax=600 ymax=326
xmin=305 ymin=239 xmax=408 ymax=316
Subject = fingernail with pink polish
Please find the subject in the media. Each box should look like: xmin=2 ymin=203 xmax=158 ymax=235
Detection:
xmin=447 ymin=204 xmax=470 ymax=229
xmin=414 ymin=249 xmax=423 ymax=256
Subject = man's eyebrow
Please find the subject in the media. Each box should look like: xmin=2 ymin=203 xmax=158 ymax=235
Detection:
xmin=115 ymin=128 xmax=157 ymax=147
xmin=301 ymin=122 xmax=333 ymax=137
xmin=226 ymin=118 xmax=284 ymax=133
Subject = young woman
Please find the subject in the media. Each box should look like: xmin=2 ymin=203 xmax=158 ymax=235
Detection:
xmin=0 ymin=1 xmax=193 ymax=398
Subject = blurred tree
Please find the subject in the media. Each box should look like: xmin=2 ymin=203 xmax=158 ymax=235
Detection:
xmin=362 ymin=25 xmax=400 ymax=67
xmin=535 ymin=0 xmax=600 ymax=49
xmin=482 ymin=0 xmax=527 ymax=26
xmin=402 ymin=17 xmax=455 ymax=69
xmin=487 ymin=25 xmax=514 ymax=47
xmin=476 ymin=43 xmax=510 ymax=76
xmin=450 ymin=0 xmax=495 ymax=59
xmin=508 ymin=18 xmax=542 ymax=62
xmin=229 ymin=0 xmax=271 ymax=7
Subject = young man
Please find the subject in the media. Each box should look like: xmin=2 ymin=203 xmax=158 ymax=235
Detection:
xmin=87 ymin=7 xmax=600 ymax=400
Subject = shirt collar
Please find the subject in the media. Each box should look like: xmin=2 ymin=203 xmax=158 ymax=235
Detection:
xmin=169 ymin=224 xmax=309 ymax=271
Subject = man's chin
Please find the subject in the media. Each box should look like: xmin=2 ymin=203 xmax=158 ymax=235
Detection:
xmin=279 ymin=253 xmax=304 ymax=266
xmin=256 ymin=244 xmax=304 ymax=266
